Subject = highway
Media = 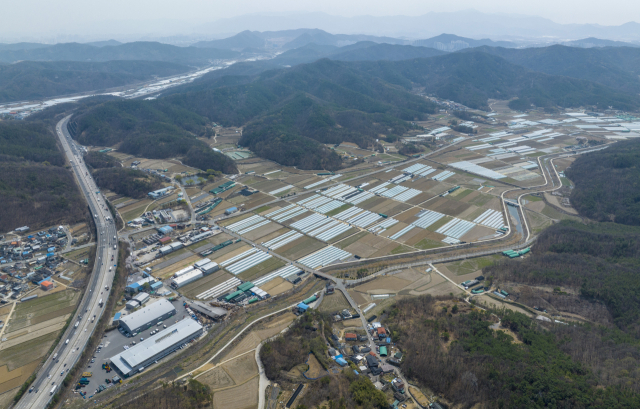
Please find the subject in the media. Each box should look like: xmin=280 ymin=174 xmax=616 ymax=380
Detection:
xmin=16 ymin=115 xmax=118 ymax=407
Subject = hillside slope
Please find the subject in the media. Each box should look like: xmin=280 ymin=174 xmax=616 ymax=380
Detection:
xmin=0 ymin=122 xmax=85 ymax=231
xmin=567 ymin=139 xmax=640 ymax=225
xmin=0 ymin=60 xmax=191 ymax=103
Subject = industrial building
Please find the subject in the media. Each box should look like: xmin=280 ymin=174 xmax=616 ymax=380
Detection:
xmin=159 ymin=242 xmax=183 ymax=256
xmin=187 ymin=301 xmax=228 ymax=320
xmin=148 ymin=187 xmax=173 ymax=200
xmin=126 ymin=277 xmax=156 ymax=293
xmin=109 ymin=319 xmax=203 ymax=377
xmin=126 ymin=292 xmax=150 ymax=310
xmin=171 ymin=270 xmax=203 ymax=288
xmin=118 ymin=299 xmax=176 ymax=334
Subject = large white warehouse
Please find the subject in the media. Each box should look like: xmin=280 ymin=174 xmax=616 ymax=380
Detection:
xmin=118 ymin=299 xmax=176 ymax=334
xmin=109 ymin=319 xmax=203 ymax=377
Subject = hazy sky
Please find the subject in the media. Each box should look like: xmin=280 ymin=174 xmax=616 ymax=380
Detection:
xmin=2 ymin=0 xmax=639 ymax=38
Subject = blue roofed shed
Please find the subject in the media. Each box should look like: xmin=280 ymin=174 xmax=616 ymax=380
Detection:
xmin=297 ymin=302 xmax=309 ymax=313
xmin=113 ymin=312 xmax=121 ymax=324
xmin=158 ymin=226 xmax=173 ymax=235
xmin=336 ymin=357 xmax=348 ymax=367
xmin=37 ymin=276 xmax=52 ymax=285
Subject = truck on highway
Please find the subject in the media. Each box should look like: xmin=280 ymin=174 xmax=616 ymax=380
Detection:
xmin=53 ymin=353 xmax=58 ymax=360
xmin=50 ymin=385 xmax=57 ymax=395
xmin=74 ymin=321 xmax=79 ymax=328
xmin=65 ymin=339 xmax=69 ymax=345
xmin=99 ymin=299 xmax=103 ymax=307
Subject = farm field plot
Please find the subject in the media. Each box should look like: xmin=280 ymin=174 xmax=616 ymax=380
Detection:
xmin=2 ymin=315 xmax=68 ymax=348
xmin=249 ymin=179 xmax=289 ymax=192
xmin=211 ymin=244 xmax=252 ymax=264
xmin=224 ymin=313 xmax=295 ymax=360
xmin=198 ymin=366 xmax=235 ymax=390
xmin=252 ymin=227 xmax=290 ymax=246
xmin=203 ymin=242 xmax=245 ymax=261
xmin=218 ymin=212 xmax=254 ymax=227
xmin=370 ymin=242 xmax=413 ymax=258
xmin=461 ymin=224 xmax=497 ymax=242
xmin=153 ymin=254 xmax=202 ymax=279
xmin=237 ymin=258 xmax=286 ymax=282
xmin=240 ymin=221 xmax=282 ymax=241
xmin=212 ymin=376 xmax=258 ymax=409
xmin=348 ymin=290 xmax=368 ymax=306
xmin=222 ymin=354 xmax=258 ymax=385
xmin=434 ymin=264 xmax=478 ymax=284
xmin=4 ymin=290 xmax=78 ymax=334
xmin=259 ymin=277 xmax=292 ymax=296
xmin=180 ymin=270 xmax=234 ymax=300
xmin=354 ymin=276 xmax=412 ymax=294
xmin=277 ymin=236 xmax=325 ymax=260
xmin=427 ymin=197 xmax=472 ymax=217
xmin=236 ymin=192 xmax=274 ymax=209
xmin=63 ymin=246 xmax=94 ymax=262
xmin=326 ymin=227 xmax=359 ymax=245
xmin=119 ymin=199 xmax=153 ymax=221
xmin=318 ymin=293 xmax=351 ymax=313
xmin=335 ymin=231 xmax=368 ymax=249
xmin=342 ymin=234 xmax=398 ymax=258
xmin=0 ymin=332 xmax=58 ymax=395
xmin=439 ymin=255 xmax=500 ymax=276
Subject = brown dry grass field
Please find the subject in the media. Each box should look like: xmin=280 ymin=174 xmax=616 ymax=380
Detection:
xmin=222 ymin=354 xmax=258 ymax=385
xmin=354 ymin=276 xmax=411 ymax=293
xmin=224 ymin=313 xmax=295 ymax=360
xmin=305 ymin=354 xmax=327 ymax=379
xmin=0 ymin=359 xmax=40 ymax=394
xmin=318 ymin=293 xmax=351 ymax=313
xmin=211 ymin=244 xmax=252 ymax=264
xmin=153 ymin=254 xmax=201 ymax=279
xmin=259 ymin=277 xmax=293 ymax=296
xmin=198 ymin=366 xmax=235 ymax=390
xmin=212 ymin=376 xmax=258 ymax=409
xmin=409 ymin=386 xmax=430 ymax=407
xmin=0 ymin=387 xmax=18 ymax=409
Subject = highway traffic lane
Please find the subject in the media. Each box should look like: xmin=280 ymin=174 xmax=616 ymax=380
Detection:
xmin=16 ymin=117 xmax=118 ymax=408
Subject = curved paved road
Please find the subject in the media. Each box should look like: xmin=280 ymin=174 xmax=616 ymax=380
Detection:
xmin=16 ymin=116 xmax=118 ymax=407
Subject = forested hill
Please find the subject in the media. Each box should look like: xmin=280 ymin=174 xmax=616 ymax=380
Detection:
xmin=0 ymin=60 xmax=191 ymax=103
xmin=0 ymin=122 xmax=85 ymax=231
xmin=69 ymin=99 xmax=237 ymax=174
xmin=346 ymin=51 xmax=640 ymax=111
xmin=72 ymin=59 xmax=438 ymax=170
xmin=70 ymin=51 xmax=640 ymax=170
xmin=0 ymin=42 xmax=239 ymax=64
xmin=466 ymin=45 xmax=640 ymax=95
xmin=567 ymin=139 xmax=640 ymax=225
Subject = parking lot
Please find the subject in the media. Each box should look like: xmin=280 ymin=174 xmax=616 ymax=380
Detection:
xmin=76 ymin=297 xmax=192 ymax=396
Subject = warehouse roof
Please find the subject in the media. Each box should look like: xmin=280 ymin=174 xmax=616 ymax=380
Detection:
xmin=119 ymin=299 xmax=175 ymax=331
xmin=110 ymin=319 xmax=202 ymax=373
xmin=188 ymin=301 xmax=227 ymax=319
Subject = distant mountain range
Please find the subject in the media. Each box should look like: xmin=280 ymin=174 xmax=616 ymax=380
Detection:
xmin=195 ymin=11 xmax=640 ymax=43
xmin=191 ymin=29 xmax=405 ymax=51
xmin=0 ymin=41 xmax=238 ymax=64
